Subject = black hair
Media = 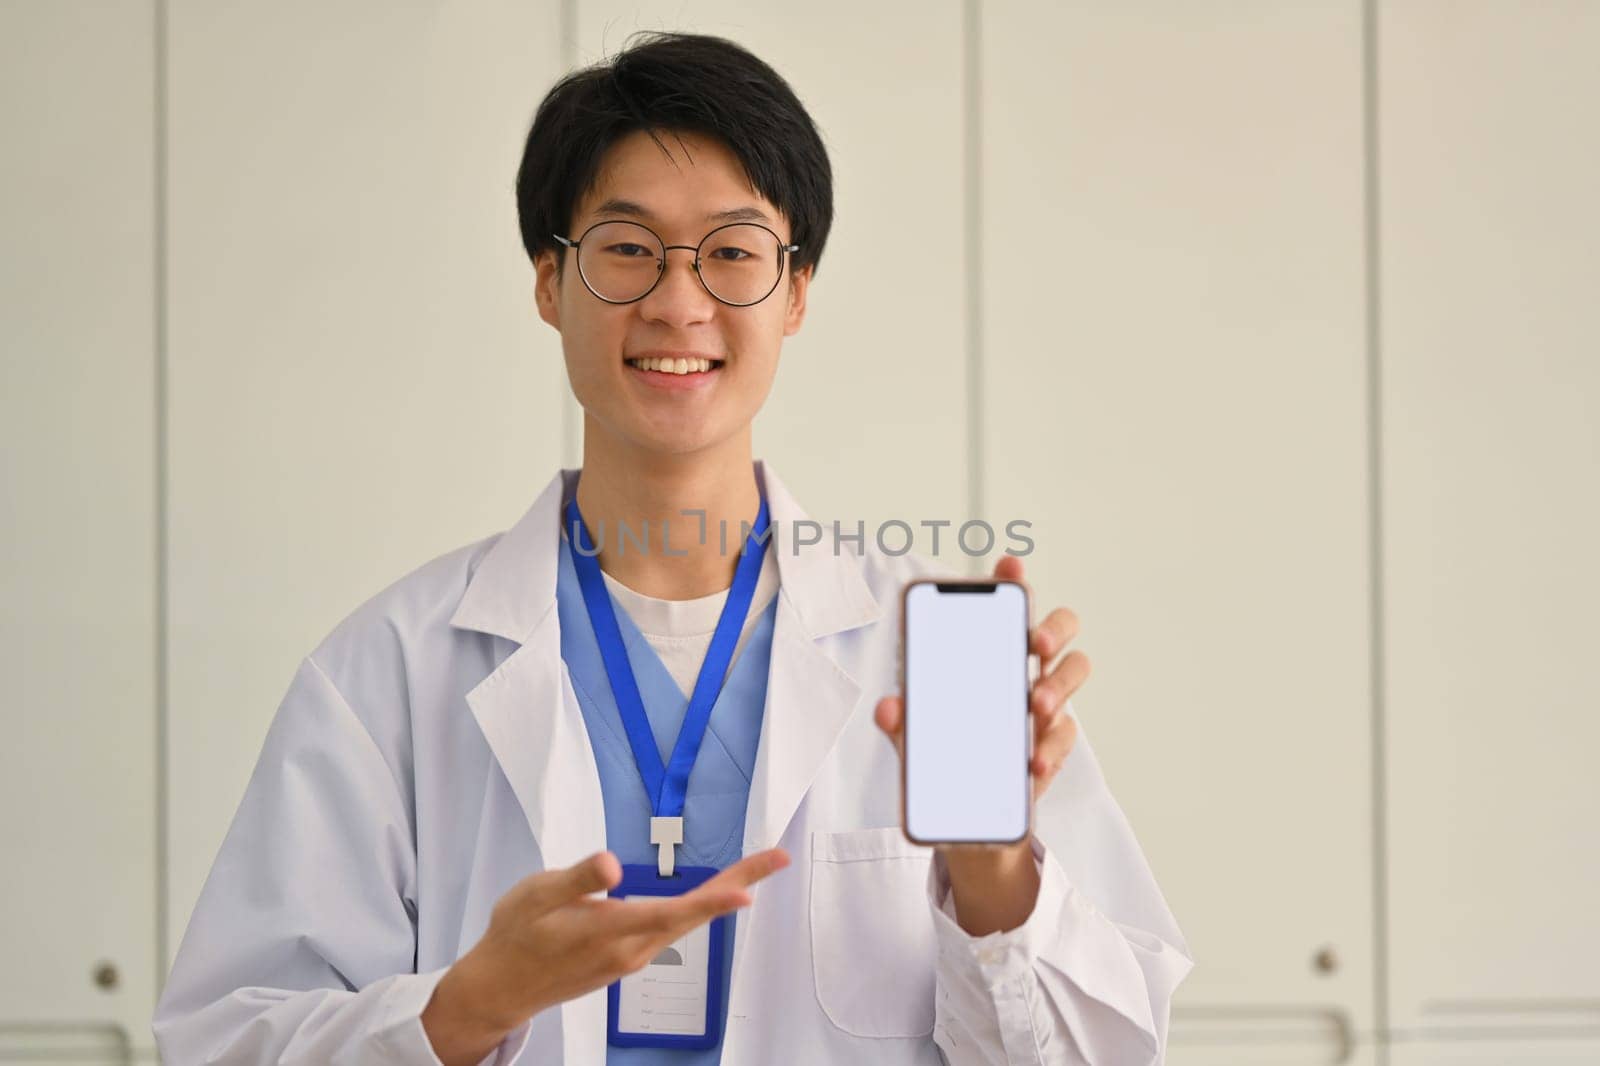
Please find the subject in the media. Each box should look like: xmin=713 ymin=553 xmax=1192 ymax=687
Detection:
xmin=515 ymin=31 xmax=833 ymax=283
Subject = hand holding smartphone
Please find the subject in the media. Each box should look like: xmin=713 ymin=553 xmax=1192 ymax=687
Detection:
xmin=900 ymin=578 xmax=1033 ymax=845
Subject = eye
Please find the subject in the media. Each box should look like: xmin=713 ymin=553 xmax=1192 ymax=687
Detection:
xmin=708 ymin=246 xmax=753 ymax=261
xmin=603 ymin=242 xmax=656 ymax=258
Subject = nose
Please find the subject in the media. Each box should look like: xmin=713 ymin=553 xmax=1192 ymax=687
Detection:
xmin=637 ymin=244 xmax=715 ymax=322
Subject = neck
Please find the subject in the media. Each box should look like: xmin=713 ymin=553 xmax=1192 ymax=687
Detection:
xmin=573 ymin=421 xmax=761 ymax=601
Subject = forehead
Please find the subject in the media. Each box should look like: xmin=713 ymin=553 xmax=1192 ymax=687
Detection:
xmin=576 ymin=129 xmax=785 ymax=232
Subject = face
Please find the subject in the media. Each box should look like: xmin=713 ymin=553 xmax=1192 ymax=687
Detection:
xmin=534 ymin=128 xmax=812 ymax=458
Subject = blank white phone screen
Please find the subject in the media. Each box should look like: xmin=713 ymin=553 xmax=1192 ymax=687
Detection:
xmin=905 ymin=582 xmax=1029 ymax=842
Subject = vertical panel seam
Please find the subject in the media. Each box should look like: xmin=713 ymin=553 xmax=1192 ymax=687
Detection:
xmin=153 ymin=0 xmax=171 ymax=1007
xmin=561 ymin=0 xmax=580 ymax=469
xmin=1362 ymin=0 xmax=1392 ymax=1060
xmin=963 ymin=0 xmax=983 ymax=576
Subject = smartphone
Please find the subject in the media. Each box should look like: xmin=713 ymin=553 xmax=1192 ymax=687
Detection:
xmin=900 ymin=577 xmax=1032 ymax=845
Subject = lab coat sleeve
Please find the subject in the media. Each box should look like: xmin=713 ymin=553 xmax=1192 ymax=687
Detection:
xmin=153 ymin=655 xmax=534 ymax=1066
xmin=924 ymin=709 xmax=1194 ymax=1065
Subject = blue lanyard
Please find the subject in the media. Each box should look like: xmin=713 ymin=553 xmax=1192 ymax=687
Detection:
xmin=565 ymin=490 xmax=771 ymax=823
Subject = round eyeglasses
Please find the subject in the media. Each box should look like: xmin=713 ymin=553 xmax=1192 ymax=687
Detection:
xmin=553 ymin=220 xmax=800 ymax=307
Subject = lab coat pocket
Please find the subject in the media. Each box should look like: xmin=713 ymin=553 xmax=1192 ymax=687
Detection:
xmin=809 ymin=826 xmax=937 ymax=1039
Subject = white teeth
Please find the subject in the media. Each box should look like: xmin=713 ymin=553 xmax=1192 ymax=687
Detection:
xmin=628 ymin=356 xmax=717 ymax=374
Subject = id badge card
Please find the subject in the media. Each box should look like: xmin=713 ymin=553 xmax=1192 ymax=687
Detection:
xmin=606 ymin=863 xmax=726 ymax=1050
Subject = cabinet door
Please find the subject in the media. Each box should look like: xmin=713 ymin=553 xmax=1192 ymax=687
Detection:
xmin=164 ymin=0 xmax=567 ymax=968
xmin=0 ymin=0 xmax=158 ymax=1054
xmin=1391 ymin=1043 xmax=1600 ymax=1066
xmin=982 ymin=1 xmax=1374 ymax=1059
xmin=1173 ymin=1042 xmax=1378 ymax=1066
xmin=0 ymin=1026 xmax=130 ymax=1066
xmin=1379 ymin=0 xmax=1600 ymax=1044
xmin=574 ymin=1 xmax=973 ymax=540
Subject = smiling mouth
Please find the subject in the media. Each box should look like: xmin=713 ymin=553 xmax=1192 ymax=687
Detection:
xmin=624 ymin=355 xmax=725 ymax=375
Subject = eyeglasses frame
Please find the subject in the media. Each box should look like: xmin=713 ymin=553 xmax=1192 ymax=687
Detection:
xmin=552 ymin=219 xmax=801 ymax=308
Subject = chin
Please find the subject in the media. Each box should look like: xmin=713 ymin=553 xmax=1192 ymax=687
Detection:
xmin=624 ymin=426 xmax=721 ymax=457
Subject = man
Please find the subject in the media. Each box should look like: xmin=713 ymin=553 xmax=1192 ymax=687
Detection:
xmin=153 ymin=31 xmax=1191 ymax=1065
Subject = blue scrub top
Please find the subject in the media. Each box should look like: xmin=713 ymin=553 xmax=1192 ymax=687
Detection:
xmin=555 ymin=529 xmax=777 ymax=1065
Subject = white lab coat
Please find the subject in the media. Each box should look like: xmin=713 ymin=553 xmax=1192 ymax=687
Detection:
xmin=153 ymin=459 xmax=1193 ymax=1065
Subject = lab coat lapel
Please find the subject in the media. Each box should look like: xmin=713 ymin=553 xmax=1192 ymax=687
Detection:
xmin=449 ymin=466 xmax=608 ymax=1065
xmin=742 ymin=460 xmax=885 ymax=854
xmin=722 ymin=461 xmax=886 ymax=1056
xmin=451 ymin=467 xmax=602 ymax=867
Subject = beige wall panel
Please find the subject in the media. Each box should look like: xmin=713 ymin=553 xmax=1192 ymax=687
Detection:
xmin=1379 ymin=0 xmax=1600 ymax=1040
xmin=0 ymin=0 xmax=159 ymax=1052
xmin=983 ymin=0 xmax=1374 ymax=1053
xmin=164 ymin=1 xmax=567 ymax=967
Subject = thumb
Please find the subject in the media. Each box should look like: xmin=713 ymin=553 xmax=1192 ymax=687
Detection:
xmin=875 ymin=696 xmax=904 ymax=761
xmin=874 ymin=695 xmax=903 ymax=738
xmin=992 ymin=553 xmax=1024 ymax=583
xmin=513 ymin=850 xmax=622 ymax=917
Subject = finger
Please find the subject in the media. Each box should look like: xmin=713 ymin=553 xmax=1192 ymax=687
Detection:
xmin=609 ymin=880 xmax=761 ymax=946
xmin=603 ymin=887 xmax=753 ymax=942
xmin=874 ymin=695 xmax=903 ymax=740
xmin=581 ymin=902 xmax=735 ymax=983
xmin=1031 ymin=707 xmax=1080 ymax=779
xmin=699 ymin=847 xmax=791 ymax=896
xmin=513 ymin=850 xmax=622 ymax=917
xmin=991 ymin=553 xmax=1024 ymax=584
xmin=1029 ymin=607 xmax=1080 ymax=668
xmin=656 ymin=849 xmax=790 ymax=929
xmin=1032 ymin=693 xmax=1057 ymax=748
xmin=1030 ymin=649 xmax=1092 ymax=717
xmin=600 ymin=848 xmax=790 ymax=941
xmin=1030 ymin=694 xmax=1059 ymax=774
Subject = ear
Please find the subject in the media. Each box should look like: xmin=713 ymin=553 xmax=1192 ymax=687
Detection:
xmin=782 ymin=263 xmax=812 ymax=337
xmin=534 ymin=248 xmax=562 ymax=331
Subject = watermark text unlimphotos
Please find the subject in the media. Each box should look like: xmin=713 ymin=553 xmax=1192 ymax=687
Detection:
xmin=569 ymin=510 xmax=1035 ymax=559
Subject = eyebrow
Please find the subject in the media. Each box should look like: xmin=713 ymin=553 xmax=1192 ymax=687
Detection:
xmin=591 ymin=197 xmax=773 ymax=225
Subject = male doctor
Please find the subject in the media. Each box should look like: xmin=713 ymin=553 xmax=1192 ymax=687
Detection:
xmin=153 ymin=30 xmax=1192 ymax=1066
